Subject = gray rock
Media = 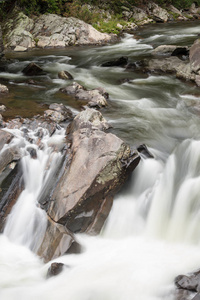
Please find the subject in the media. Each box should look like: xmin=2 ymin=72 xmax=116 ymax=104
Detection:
xmin=192 ymin=293 xmax=200 ymax=300
xmin=190 ymin=39 xmax=200 ymax=74
xmin=0 ymin=84 xmax=9 ymax=93
xmin=101 ymin=56 xmax=128 ymax=67
xmin=61 ymin=83 xmax=108 ymax=108
xmin=132 ymin=7 xmax=153 ymax=25
xmin=147 ymin=1 xmax=169 ymax=22
xmin=3 ymin=11 xmax=35 ymax=49
xmin=4 ymin=12 xmax=114 ymax=50
xmin=0 ymin=105 xmax=6 ymax=112
xmin=175 ymin=274 xmax=198 ymax=291
xmin=146 ymin=57 xmax=194 ymax=81
xmin=152 ymin=45 xmax=189 ymax=56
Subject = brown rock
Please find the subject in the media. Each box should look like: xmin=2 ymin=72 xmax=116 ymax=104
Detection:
xmin=47 ymin=262 xmax=68 ymax=278
xmin=61 ymin=83 xmax=108 ymax=108
xmin=37 ymin=218 xmax=75 ymax=263
xmin=44 ymin=108 xmax=140 ymax=234
xmin=0 ymin=130 xmax=13 ymax=151
xmin=0 ymin=164 xmax=23 ymax=232
xmin=22 ymin=62 xmax=44 ymax=76
xmin=58 ymin=70 xmax=73 ymax=80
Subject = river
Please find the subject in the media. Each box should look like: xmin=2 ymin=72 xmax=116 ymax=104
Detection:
xmin=1 ymin=20 xmax=200 ymax=300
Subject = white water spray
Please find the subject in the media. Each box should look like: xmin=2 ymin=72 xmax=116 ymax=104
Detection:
xmin=3 ymin=127 xmax=65 ymax=252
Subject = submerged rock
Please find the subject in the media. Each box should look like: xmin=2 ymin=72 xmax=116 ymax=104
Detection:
xmin=22 ymin=62 xmax=44 ymax=76
xmin=101 ymin=56 xmax=128 ymax=67
xmin=58 ymin=71 xmax=73 ymax=80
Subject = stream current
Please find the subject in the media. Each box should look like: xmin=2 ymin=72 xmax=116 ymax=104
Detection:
xmin=1 ymin=21 xmax=200 ymax=300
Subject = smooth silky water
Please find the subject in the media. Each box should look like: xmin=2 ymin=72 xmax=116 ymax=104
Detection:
xmin=1 ymin=21 xmax=200 ymax=300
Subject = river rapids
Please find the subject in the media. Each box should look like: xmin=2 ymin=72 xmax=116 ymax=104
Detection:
xmin=1 ymin=21 xmax=200 ymax=300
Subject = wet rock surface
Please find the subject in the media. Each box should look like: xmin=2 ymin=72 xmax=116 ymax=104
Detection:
xmin=22 ymin=62 xmax=45 ymax=76
xmin=144 ymin=38 xmax=200 ymax=87
xmin=58 ymin=71 xmax=73 ymax=80
xmin=152 ymin=45 xmax=189 ymax=57
xmin=47 ymin=262 xmax=68 ymax=278
xmin=60 ymin=82 xmax=108 ymax=108
xmin=174 ymin=270 xmax=200 ymax=300
xmin=37 ymin=218 xmax=75 ymax=263
xmin=101 ymin=56 xmax=128 ymax=67
xmin=44 ymin=108 xmax=140 ymax=235
xmin=0 ymin=105 xmax=140 ymax=261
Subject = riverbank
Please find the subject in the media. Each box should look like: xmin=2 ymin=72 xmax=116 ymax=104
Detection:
xmin=1 ymin=1 xmax=200 ymax=54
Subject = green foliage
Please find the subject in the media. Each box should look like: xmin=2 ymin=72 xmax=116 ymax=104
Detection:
xmin=64 ymin=1 xmax=99 ymax=24
xmin=16 ymin=0 xmax=66 ymax=15
xmin=93 ymin=19 xmax=124 ymax=34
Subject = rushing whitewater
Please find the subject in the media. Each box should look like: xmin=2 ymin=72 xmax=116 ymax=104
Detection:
xmin=3 ymin=127 xmax=65 ymax=252
xmin=1 ymin=21 xmax=200 ymax=300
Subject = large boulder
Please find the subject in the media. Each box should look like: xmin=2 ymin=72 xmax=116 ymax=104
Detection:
xmin=147 ymin=2 xmax=170 ymax=22
xmin=152 ymin=45 xmax=189 ymax=57
xmin=101 ymin=56 xmax=128 ymax=67
xmin=146 ymin=57 xmax=194 ymax=81
xmin=132 ymin=7 xmax=153 ymax=25
xmin=3 ymin=11 xmax=35 ymax=49
xmin=4 ymin=12 xmax=114 ymax=50
xmin=42 ymin=108 xmax=140 ymax=234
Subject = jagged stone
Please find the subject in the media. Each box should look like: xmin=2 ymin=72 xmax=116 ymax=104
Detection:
xmin=61 ymin=83 xmax=108 ymax=108
xmin=43 ymin=108 xmax=140 ymax=235
xmin=22 ymin=62 xmax=44 ymax=76
xmin=37 ymin=218 xmax=76 ymax=263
